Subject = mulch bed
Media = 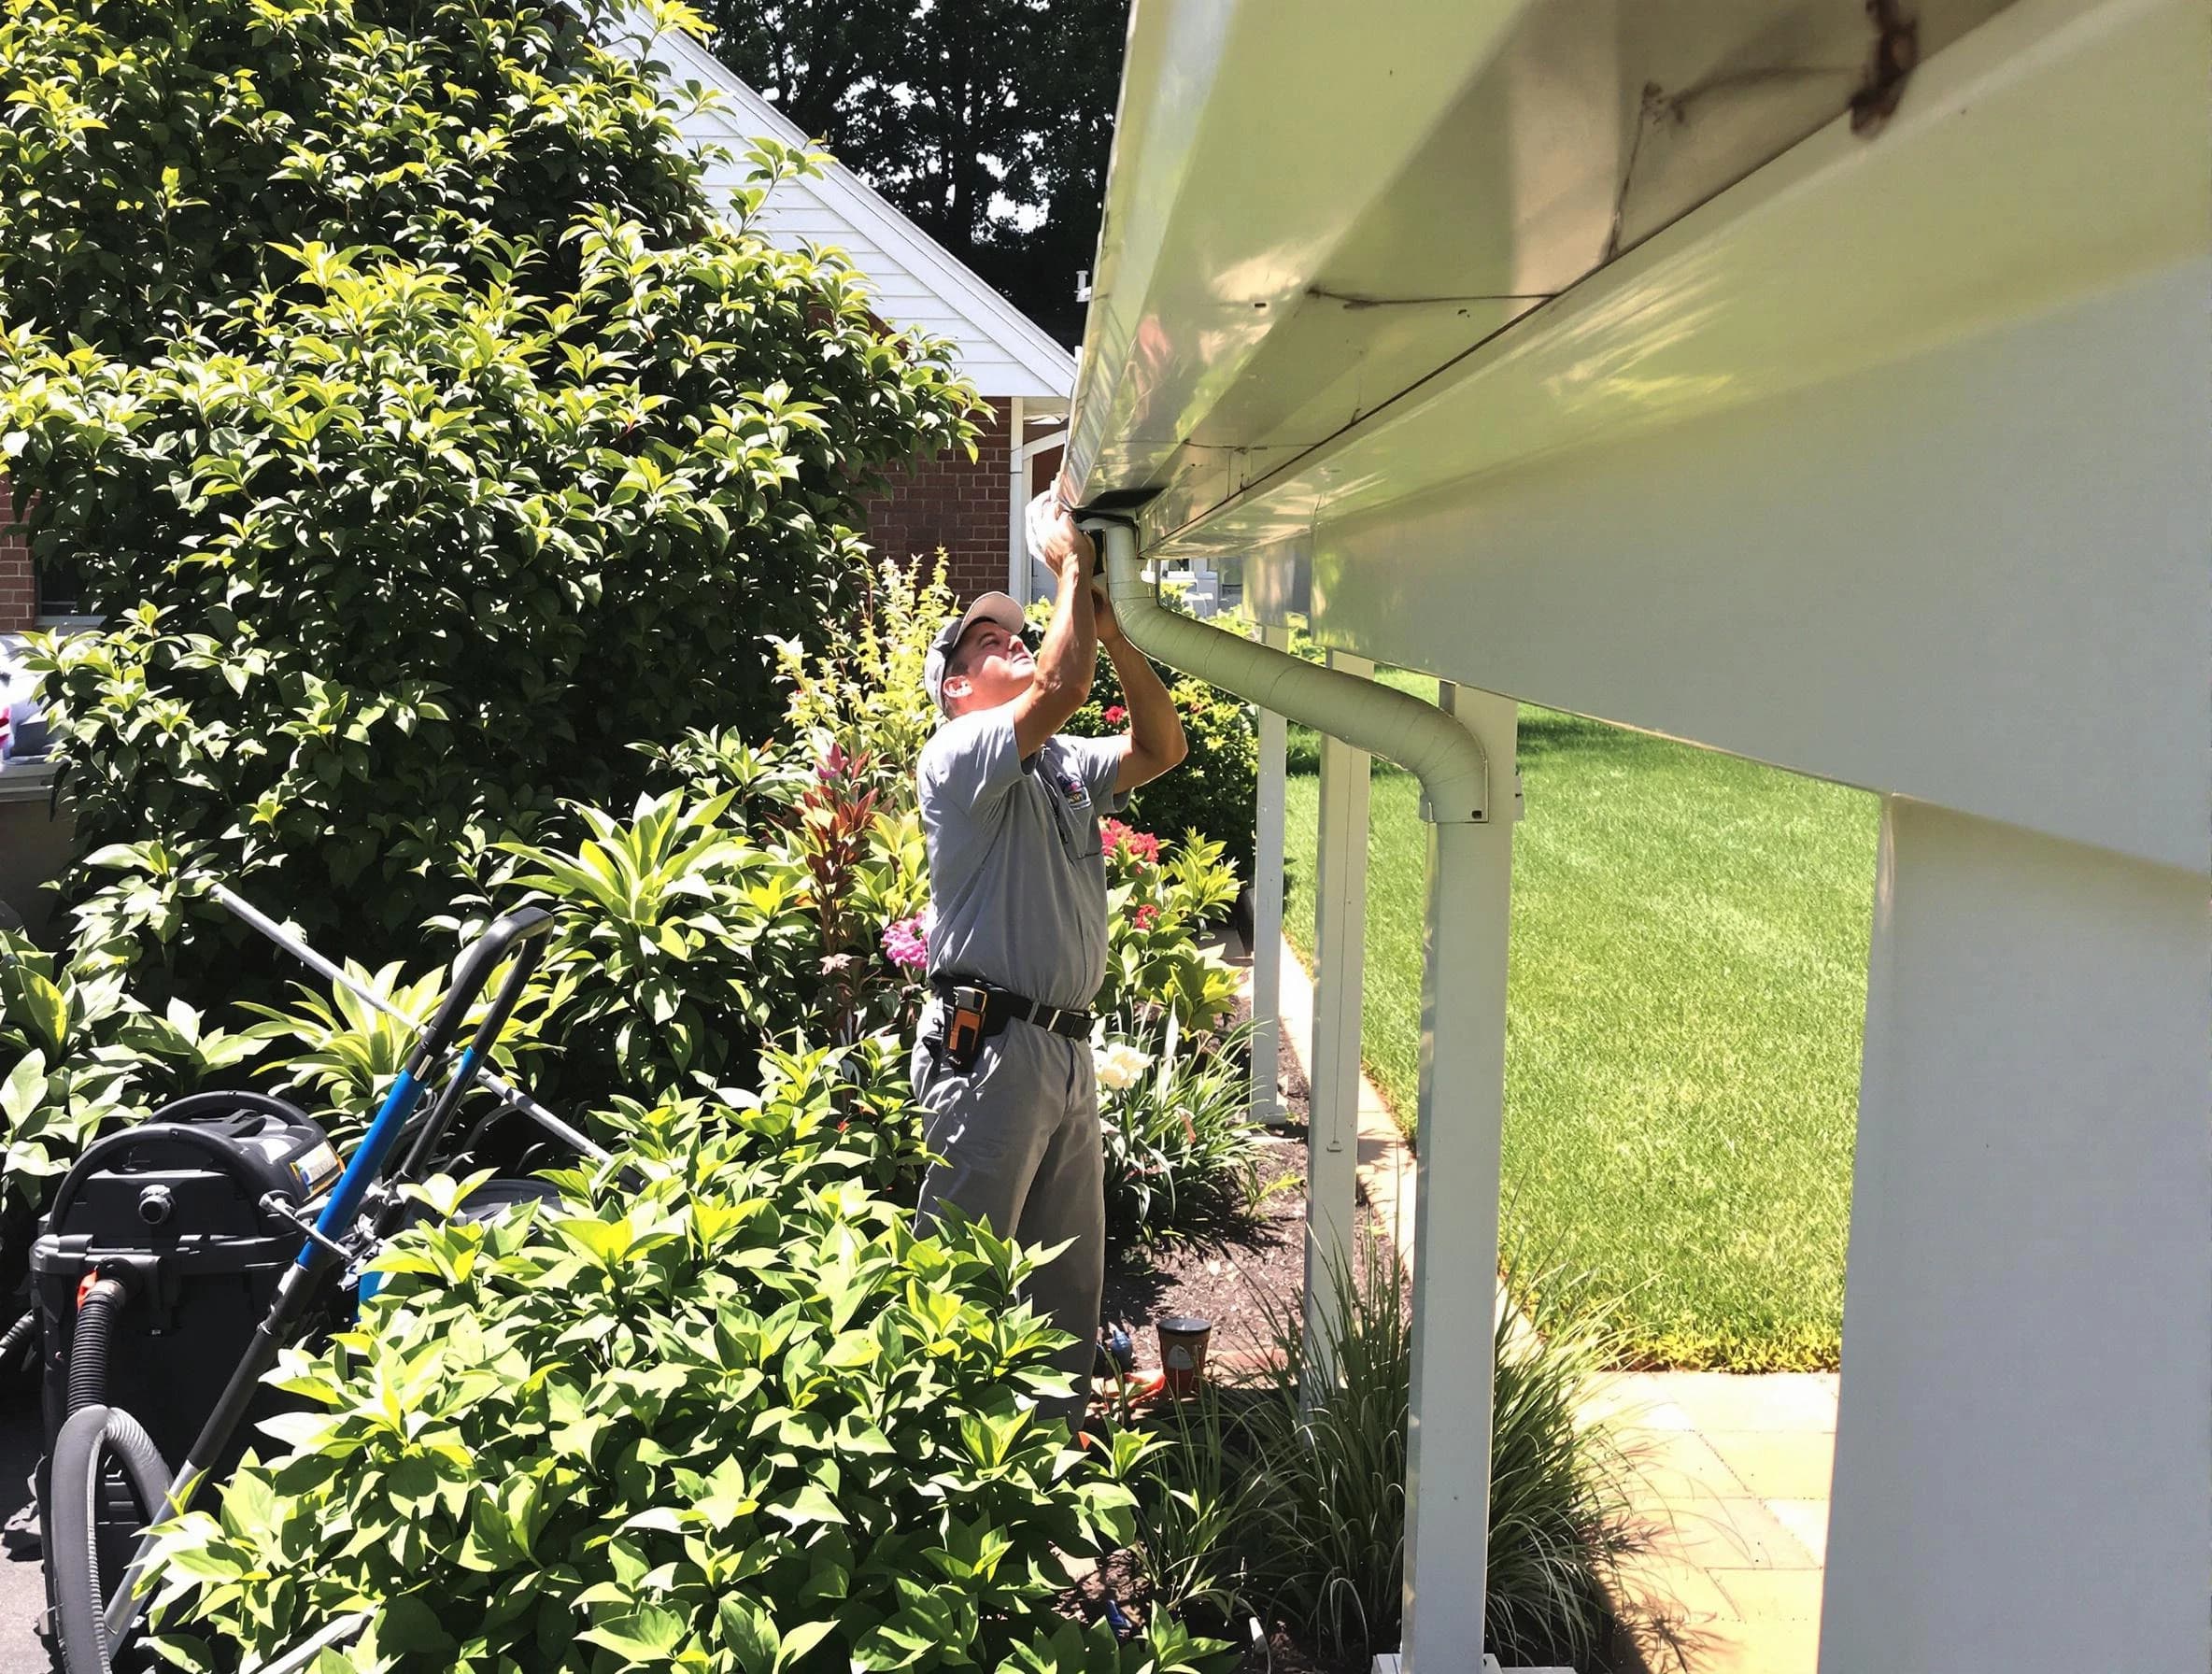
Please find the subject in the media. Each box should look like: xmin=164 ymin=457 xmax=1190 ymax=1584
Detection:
xmin=1071 ymin=1000 xmax=1382 ymax=1674
xmin=1098 ymin=994 xmax=1325 ymax=1381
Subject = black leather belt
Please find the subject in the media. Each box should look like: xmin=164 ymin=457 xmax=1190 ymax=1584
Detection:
xmin=929 ymin=976 xmax=1093 ymax=1042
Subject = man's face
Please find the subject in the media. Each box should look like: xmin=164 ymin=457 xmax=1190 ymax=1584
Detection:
xmin=943 ymin=618 xmax=1033 ymax=716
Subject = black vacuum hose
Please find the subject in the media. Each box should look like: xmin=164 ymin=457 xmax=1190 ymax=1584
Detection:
xmin=49 ymin=1401 xmax=169 ymax=1674
xmin=67 ymin=1276 xmax=128 ymax=1416
xmin=0 ymin=1303 xmax=36 ymax=1369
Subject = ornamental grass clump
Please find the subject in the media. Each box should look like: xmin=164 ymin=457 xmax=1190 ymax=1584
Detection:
xmin=1121 ymin=1242 xmax=1650 ymax=1670
xmin=138 ymin=1082 xmax=1145 ymax=1674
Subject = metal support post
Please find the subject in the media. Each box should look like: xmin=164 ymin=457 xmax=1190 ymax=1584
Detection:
xmin=1399 ymin=686 xmax=1513 ymax=1674
xmin=1248 ymin=621 xmax=1291 ymax=1124
xmin=1304 ymin=649 xmax=1372 ymax=1383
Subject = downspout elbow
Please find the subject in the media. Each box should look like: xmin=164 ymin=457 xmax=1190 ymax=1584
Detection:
xmin=1093 ymin=522 xmax=1488 ymax=822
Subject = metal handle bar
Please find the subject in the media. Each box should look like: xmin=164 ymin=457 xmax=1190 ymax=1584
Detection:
xmin=208 ymin=884 xmax=609 ymax=1164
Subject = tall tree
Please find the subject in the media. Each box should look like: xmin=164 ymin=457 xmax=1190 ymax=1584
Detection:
xmin=702 ymin=0 xmax=1127 ymax=346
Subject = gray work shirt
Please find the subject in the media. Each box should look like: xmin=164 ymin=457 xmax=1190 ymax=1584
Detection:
xmin=916 ymin=706 xmax=1127 ymax=1013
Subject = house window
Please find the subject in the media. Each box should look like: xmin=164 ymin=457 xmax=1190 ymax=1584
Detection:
xmin=35 ymin=555 xmax=84 ymax=620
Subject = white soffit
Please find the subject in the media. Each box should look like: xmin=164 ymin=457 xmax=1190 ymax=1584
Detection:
xmin=1069 ymin=0 xmax=2208 ymax=871
xmin=1066 ymin=0 xmax=2022 ymax=514
xmin=625 ymin=22 xmax=1076 ymax=402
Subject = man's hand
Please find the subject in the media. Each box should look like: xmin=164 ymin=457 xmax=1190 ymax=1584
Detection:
xmin=1094 ymin=588 xmax=1126 ymax=647
xmin=1032 ymin=503 xmax=1095 ymax=585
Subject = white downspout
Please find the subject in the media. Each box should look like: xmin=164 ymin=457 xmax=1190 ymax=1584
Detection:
xmin=1094 ymin=519 xmax=1507 ymax=1671
xmin=1005 ymin=396 xmax=1027 ymax=600
xmin=1095 ymin=524 xmax=1488 ymax=821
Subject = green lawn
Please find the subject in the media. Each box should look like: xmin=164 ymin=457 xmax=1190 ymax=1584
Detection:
xmin=1283 ymin=689 xmax=1879 ymax=1371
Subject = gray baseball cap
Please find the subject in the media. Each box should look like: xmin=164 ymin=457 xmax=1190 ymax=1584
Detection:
xmin=924 ymin=591 xmax=1028 ymax=713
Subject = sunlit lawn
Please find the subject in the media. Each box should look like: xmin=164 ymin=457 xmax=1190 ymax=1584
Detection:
xmin=1283 ymin=686 xmax=1878 ymax=1370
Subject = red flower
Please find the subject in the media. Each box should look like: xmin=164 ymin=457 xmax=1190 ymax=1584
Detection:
xmin=1103 ymin=704 xmax=1127 ymax=725
xmin=1132 ymin=903 xmax=1159 ymax=930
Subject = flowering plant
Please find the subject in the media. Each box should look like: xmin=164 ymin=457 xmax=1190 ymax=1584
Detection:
xmin=881 ymin=915 xmax=929 ymax=972
xmin=1095 ymin=1014 xmax=1265 ymax=1251
xmin=1094 ymin=1038 xmax=1154 ymax=1093
xmin=1097 ymin=830 xmax=1243 ymax=1033
xmin=1102 ymin=704 xmax=1127 ymax=725
xmin=1101 ymin=818 xmax=1162 ymax=868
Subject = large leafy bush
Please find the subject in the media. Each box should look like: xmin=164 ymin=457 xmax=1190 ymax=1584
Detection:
xmin=1 ymin=0 xmax=976 ymax=978
xmin=137 ymin=1081 xmax=1181 ymax=1674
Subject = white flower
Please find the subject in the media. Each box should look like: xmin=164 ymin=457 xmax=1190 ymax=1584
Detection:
xmin=1094 ymin=1040 xmax=1153 ymax=1093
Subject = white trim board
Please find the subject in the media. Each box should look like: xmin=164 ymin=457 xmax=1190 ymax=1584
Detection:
xmin=627 ymin=23 xmax=1076 ymax=401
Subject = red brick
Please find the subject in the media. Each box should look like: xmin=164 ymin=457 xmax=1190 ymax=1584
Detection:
xmin=0 ymin=475 xmax=31 ymax=630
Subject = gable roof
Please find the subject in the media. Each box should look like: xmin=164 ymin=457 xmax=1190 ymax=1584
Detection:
xmin=640 ymin=26 xmax=1076 ymax=403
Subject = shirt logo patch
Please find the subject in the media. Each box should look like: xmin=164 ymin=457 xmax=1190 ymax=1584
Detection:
xmin=1062 ymin=772 xmax=1089 ymax=806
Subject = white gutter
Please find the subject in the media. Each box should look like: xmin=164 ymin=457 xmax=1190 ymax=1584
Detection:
xmin=1094 ymin=521 xmax=1487 ymax=821
xmin=1094 ymin=518 xmax=1510 ymax=1668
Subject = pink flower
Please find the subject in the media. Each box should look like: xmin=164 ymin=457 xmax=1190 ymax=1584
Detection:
xmin=1100 ymin=819 xmax=1161 ymax=864
xmin=1103 ymin=704 xmax=1127 ymax=725
xmin=880 ymin=915 xmax=929 ymax=972
xmin=1132 ymin=903 xmax=1159 ymax=930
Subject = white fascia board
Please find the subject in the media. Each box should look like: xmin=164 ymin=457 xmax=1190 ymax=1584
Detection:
xmin=643 ymin=27 xmax=1074 ymax=401
xmin=1065 ymin=0 xmax=1536 ymax=503
xmin=1132 ymin=0 xmax=2207 ymax=872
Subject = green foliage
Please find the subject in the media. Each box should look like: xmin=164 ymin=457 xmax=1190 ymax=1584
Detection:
xmin=140 ymin=1084 xmax=1140 ymax=1674
xmin=492 ymin=789 xmax=816 ymax=1099
xmin=1095 ymin=1018 xmax=1264 ymax=1255
xmin=1095 ymin=828 xmax=1241 ymax=1035
xmin=1050 ymin=620 xmax=1259 ymax=887
xmin=1101 ymin=1395 xmax=1266 ymax=1639
xmin=0 ymin=0 xmax=706 ymax=354
xmin=1119 ymin=1242 xmax=1649 ymax=1670
xmin=1235 ymin=1244 xmax=1411 ymax=1664
xmin=777 ymin=555 xmax=962 ymax=819
xmin=1 ymin=0 xmax=979 ymax=984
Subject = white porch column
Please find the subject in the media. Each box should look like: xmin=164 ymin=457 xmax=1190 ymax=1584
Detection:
xmin=1248 ymin=621 xmax=1291 ymax=1125
xmin=1003 ymin=395 xmax=1027 ymax=599
xmin=1819 ymin=801 xmax=2211 ymax=1672
xmin=1400 ymin=685 xmax=1514 ymax=1674
xmin=1304 ymin=650 xmax=1373 ymax=1368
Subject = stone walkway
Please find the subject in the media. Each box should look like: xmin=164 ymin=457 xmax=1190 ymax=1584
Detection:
xmin=1261 ymin=935 xmax=1837 ymax=1674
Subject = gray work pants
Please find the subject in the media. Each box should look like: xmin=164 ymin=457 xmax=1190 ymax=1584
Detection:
xmin=911 ymin=1005 xmax=1103 ymax=1431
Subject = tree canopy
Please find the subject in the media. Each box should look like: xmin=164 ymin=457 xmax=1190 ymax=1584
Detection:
xmin=0 ymin=0 xmax=976 ymax=973
xmin=700 ymin=0 xmax=1127 ymax=347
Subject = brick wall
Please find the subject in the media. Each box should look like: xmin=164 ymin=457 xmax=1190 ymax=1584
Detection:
xmin=859 ymin=397 xmax=1016 ymax=603
xmin=0 ymin=477 xmax=32 ymax=631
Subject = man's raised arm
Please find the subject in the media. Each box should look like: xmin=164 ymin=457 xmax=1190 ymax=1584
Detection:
xmin=1010 ymin=509 xmax=1099 ymax=759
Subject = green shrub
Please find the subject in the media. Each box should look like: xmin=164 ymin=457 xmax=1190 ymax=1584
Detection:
xmin=139 ymin=1079 xmax=1152 ymax=1674
xmin=2 ymin=0 xmax=978 ymax=984
xmin=0 ymin=1 xmax=703 ymax=357
xmin=1042 ymin=612 xmax=1259 ymax=887
xmin=1095 ymin=828 xmax=1242 ymax=1036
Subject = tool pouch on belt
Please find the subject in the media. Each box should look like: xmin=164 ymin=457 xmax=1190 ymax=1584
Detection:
xmin=938 ymin=983 xmax=992 ymax=1073
xmin=927 ymin=977 xmax=1094 ymax=1074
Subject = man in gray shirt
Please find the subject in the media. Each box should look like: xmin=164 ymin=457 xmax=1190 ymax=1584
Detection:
xmin=914 ymin=501 xmax=1187 ymax=1429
